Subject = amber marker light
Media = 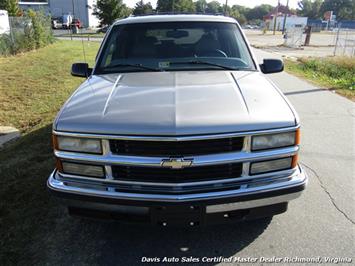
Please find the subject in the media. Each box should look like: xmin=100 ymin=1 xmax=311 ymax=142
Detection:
xmin=52 ymin=134 xmax=58 ymax=150
xmin=295 ymin=128 xmax=301 ymax=146
xmin=55 ymin=158 xmax=63 ymax=172
xmin=292 ymin=128 xmax=301 ymax=168
xmin=291 ymin=154 xmax=298 ymax=168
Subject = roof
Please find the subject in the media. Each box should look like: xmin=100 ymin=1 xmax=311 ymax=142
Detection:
xmin=19 ymin=2 xmax=48 ymax=5
xmin=113 ymin=14 xmax=237 ymax=26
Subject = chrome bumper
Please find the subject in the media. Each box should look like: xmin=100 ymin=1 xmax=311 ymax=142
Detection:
xmin=47 ymin=165 xmax=307 ymax=211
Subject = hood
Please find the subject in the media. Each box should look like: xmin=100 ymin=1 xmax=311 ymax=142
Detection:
xmin=55 ymin=71 xmax=296 ymax=136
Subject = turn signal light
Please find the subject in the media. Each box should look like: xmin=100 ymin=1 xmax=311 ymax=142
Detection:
xmin=292 ymin=154 xmax=299 ymax=168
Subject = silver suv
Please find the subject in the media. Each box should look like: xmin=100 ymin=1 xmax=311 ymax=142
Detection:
xmin=48 ymin=15 xmax=307 ymax=226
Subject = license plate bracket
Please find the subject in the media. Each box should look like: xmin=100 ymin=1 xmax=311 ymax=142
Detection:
xmin=150 ymin=205 xmax=205 ymax=226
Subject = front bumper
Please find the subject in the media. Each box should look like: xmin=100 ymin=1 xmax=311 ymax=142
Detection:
xmin=47 ymin=165 xmax=307 ymax=224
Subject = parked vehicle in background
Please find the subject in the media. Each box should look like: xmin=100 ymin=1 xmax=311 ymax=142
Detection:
xmin=71 ymin=18 xmax=82 ymax=29
xmin=62 ymin=14 xmax=72 ymax=29
xmin=48 ymin=15 xmax=307 ymax=226
xmin=51 ymin=17 xmax=63 ymax=29
xmin=0 ymin=10 xmax=10 ymax=35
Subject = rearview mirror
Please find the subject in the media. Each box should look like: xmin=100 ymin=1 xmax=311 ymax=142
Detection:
xmin=260 ymin=59 xmax=284 ymax=74
xmin=71 ymin=63 xmax=92 ymax=78
xmin=166 ymin=30 xmax=189 ymax=39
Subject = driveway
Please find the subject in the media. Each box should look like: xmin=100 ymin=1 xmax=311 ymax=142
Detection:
xmin=35 ymin=48 xmax=355 ymax=265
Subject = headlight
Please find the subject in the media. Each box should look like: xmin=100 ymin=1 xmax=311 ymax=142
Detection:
xmin=250 ymin=157 xmax=293 ymax=175
xmin=251 ymin=130 xmax=299 ymax=151
xmin=55 ymin=136 xmax=102 ymax=154
xmin=61 ymin=161 xmax=105 ymax=178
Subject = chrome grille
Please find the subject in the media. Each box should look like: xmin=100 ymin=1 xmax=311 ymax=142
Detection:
xmin=111 ymin=163 xmax=243 ymax=183
xmin=109 ymin=137 xmax=244 ymax=156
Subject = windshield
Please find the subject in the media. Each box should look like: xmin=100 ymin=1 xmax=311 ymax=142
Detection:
xmin=95 ymin=21 xmax=256 ymax=74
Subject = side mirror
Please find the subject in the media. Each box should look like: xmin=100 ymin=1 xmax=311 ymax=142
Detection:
xmin=260 ymin=59 xmax=284 ymax=74
xmin=71 ymin=63 xmax=92 ymax=78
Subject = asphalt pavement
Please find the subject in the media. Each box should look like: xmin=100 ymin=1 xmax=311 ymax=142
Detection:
xmin=41 ymin=48 xmax=354 ymax=265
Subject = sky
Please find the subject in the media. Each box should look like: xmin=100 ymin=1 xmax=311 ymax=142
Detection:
xmin=123 ymin=0 xmax=300 ymax=9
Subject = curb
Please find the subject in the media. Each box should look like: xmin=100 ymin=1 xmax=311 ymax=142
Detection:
xmin=0 ymin=126 xmax=20 ymax=148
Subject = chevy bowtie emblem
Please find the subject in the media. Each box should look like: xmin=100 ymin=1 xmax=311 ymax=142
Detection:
xmin=161 ymin=158 xmax=193 ymax=169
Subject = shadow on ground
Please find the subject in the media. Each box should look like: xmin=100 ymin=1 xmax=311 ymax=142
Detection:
xmin=41 ymin=215 xmax=272 ymax=265
xmin=0 ymin=124 xmax=272 ymax=265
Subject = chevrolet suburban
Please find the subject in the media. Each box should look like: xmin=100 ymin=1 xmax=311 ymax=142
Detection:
xmin=48 ymin=14 xmax=307 ymax=226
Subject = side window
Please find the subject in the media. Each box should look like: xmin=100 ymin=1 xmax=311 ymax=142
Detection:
xmin=233 ymin=29 xmax=252 ymax=65
xmin=102 ymin=30 xmax=123 ymax=66
xmin=100 ymin=29 xmax=121 ymax=66
xmin=104 ymin=43 xmax=115 ymax=66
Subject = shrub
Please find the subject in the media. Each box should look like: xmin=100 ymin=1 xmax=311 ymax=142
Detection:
xmin=0 ymin=9 xmax=54 ymax=56
xmin=296 ymin=57 xmax=355 ymax=91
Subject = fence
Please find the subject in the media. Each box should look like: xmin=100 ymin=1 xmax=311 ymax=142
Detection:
xmin=0 ymin=12 xmax=53 ymax=56
xmin=333 ymin=28 xmax=355 ymax=57
xmin=0 ymin=17 xmax=31 ymax=54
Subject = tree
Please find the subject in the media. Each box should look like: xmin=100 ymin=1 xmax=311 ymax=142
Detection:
xmin=229 ymin=5 xmax=247 ymax=24
xmin=195 ymin=0 xmax=207 ymax=13
xmin=93 ymin=0 xmax=131 ymax=26
xmin=230 ymin=4 xmax=249 ymax=23
xmin=246 ymin=4 xmax=273 ymax=21
xmin=349 ymin=2 xmax=355 ymax=20
xmin=156 ymin=0 xmax=171 ymax=12
xmin=179 ymin=0 xmax=195 ymax=12
xmin=0 ymin=0 xmax=5 ymax=9
xmin=205 ymin=1 xmax=222 ymax=14
xmin=297 ymin=0 xmax=323 ymax=19
xmin=1 ymin=0 xmax=21 ymax=16
xmin=156 ymin=0 xmax=195 ymax=13
xmin=320 ymin=0 xmax=354 ymax=20
xmin=132 ymin=0 xmax=153 ymax=15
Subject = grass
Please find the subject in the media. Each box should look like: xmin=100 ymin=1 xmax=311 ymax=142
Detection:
xmin=285 ymin=57 xmax=355 ymax=101
xmin=0 ymin=40 xmax=100 ymax=264
xmin=59 ymin=33 xmax=105 ymax=38
xmin=0 ymin=40 xmax=99 ymax=132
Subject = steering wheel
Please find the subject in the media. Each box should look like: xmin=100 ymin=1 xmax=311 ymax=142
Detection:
xmin=196 ymin=49 xmax=228 ymax=58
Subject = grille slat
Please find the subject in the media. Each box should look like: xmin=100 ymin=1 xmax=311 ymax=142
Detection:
xmin=112 ymin=163 xmax=243 ymax=183
xmin=110 ymin=137 xmax=244 ymax=156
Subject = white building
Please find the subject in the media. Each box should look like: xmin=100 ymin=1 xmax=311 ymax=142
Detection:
xmin=19 ymin=0 xmax=99 ymax=28
xmin=268 ymin=16 xmax=308 ymax=31
xmin=48 ymin=0 xmax=99 ymax=28
xmin=19 ymin=1 xmax=49 ymax=13
xmin=0 ymin=10 xmax=10 ymax=34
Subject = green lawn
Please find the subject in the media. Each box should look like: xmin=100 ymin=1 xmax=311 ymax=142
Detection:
xmin=285 ymin=57 xmax=355 ymax=101
xmin=0 ymin=40 xmax=100 ymax=264
xmin=60 ymin=33 xmax=105 ymax=38
xmin=0 ymin=40 xmax=99 ymax=132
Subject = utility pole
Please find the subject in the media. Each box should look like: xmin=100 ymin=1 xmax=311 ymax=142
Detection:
xmin=273 ymin=0 xmax=280 ymax=35
xmin=71 ymin=0 xmax=75 ymax=18
xmin=282 ymin=0 xmax=289 ymax=34
xmin=224 ymin=0 xmax=228 ymax=16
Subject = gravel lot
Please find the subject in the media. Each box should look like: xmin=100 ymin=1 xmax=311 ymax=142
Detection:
xmin=244 ymin=29 xmax=355 ymax=58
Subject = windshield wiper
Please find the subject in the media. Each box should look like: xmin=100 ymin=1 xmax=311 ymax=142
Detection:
xmin=169 ymin=60 xmax=244 ymax=70
xmin=106 ymin=63 xmax=160 ymax=72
